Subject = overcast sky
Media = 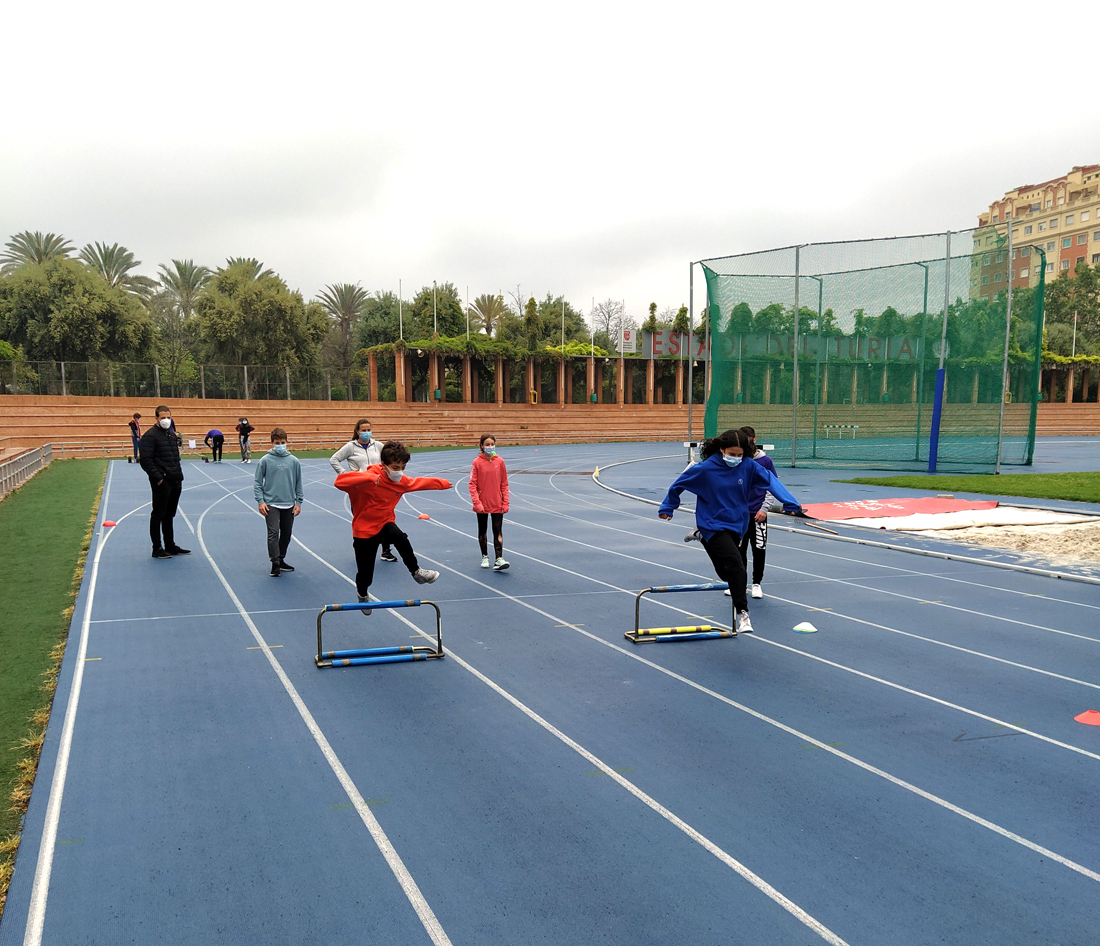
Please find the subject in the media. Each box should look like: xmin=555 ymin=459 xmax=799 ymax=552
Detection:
xmin=2 ymin=0 xmax=1095 ymax=324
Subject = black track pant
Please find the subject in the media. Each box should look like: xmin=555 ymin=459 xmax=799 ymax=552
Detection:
xmin=352 ymin=522 xmax=418 ymax=597
xmin=700 ymin=529 xmax=748 ymax=618
xmin=208 ymin=435 xmax=224 ymax=461
xmin=149 ymin=479 xmax=182 ymax=551
xmin=476 ymin=512 xmax=505 ymax=558
xmin=737 ymin=515 xmax=768 ymax=585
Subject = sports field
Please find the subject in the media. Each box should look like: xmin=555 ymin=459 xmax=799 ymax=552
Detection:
xmin=1 ymin=442 xmax=1098 ymax=946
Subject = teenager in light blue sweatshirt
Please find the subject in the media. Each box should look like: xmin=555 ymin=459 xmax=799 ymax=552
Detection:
xmin=659 ymin=428 xmax=803 ymax=635
xmin=254 ymin=427 xmax=304 ymax=577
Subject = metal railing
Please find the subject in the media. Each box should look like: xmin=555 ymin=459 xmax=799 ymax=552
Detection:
xmin=0 ymin=444 xmax=53 ymax=500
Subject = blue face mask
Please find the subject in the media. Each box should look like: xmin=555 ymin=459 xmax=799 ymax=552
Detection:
xmin=273 ymin=444 xmax=288 ymax=456
xmin=722 ymin=454 xmax=742 ymax=467
xmin=483 ymin=446 xmax=496 ymax=455
xmin=359 ymin=431 xmax=371 ymax=442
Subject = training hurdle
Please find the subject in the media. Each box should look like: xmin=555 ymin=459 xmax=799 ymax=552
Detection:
xmin=626 ymin=583 xmax=736 ymax=644
xmin=315 ymin=599 xmax=443 ymax=668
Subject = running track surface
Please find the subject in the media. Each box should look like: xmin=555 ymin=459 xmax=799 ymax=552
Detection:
xmin=2 ymin=441 xmax=1098 ymax=946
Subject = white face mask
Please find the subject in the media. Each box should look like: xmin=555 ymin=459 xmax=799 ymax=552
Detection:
xmin=386 ymin=468 xmax=404 ymax=482
xmin=159 ymin=417 xmax=172 ymax=429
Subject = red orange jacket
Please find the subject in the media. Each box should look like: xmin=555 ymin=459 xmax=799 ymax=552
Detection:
xmin=469 ymin=453 xmax=509 ymax=513
xmin=335 ymin=465 xmax=451 ymax=538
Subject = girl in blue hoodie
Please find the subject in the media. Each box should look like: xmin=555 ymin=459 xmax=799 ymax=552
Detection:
xmin=659 ymin=428 xmax=803 ymax=635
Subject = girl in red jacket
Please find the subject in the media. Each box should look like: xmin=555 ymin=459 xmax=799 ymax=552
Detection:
xmin=469 ymin=434 xmax=510 ymax=571
xmin=334 ymin=441 xmax=451 ymax=613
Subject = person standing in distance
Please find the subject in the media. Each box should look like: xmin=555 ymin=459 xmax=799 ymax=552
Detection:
xmin=254 ymin=427 xmax=303 ymax=577
xmin=138 ymin=405 xmax=190 ymax=559
xmin=469 ymin=434 xmax=510 ymax=570
xmin=236 ymin=416 xmax=254 ymax=463
xmin=128 ymin=413 xmax=142 ymax=461
xmin=204 ymin=427 xmax=225 ymax=463
xmin=329 ymin=418 xmax=395 ymax=563
xmin=736 ymin=425 xmax=776 ymax=600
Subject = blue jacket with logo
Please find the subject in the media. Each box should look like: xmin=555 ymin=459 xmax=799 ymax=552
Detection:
xmin=658 ymin=453 xmax=800 ymax=540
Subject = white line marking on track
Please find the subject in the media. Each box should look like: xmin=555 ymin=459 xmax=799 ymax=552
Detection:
xmin=192 ymin=485 xmax=454 ymax=946
xmin=23 ymin=463 xmax=118 ymax=946
xmin=281 ymin=530 xmax=854 ymax=946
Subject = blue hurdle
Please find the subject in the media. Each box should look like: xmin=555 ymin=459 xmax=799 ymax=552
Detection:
xmin=315 ymin=599 xmax=443 ymax=668
xmin=627 ymin=583 xmax=736 ymax=644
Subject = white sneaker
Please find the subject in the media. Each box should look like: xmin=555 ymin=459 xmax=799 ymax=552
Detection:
xmin=480 ymin=556 xmax=491 ymax=568
xmin=724 ymin=588 xmax=732 ymax=597
xmin=493 ymin=557 xmax=509 ymax=571
xmin=751 ymin=584 xmax=763 ymax=599
xmin=737 ymin=611 xmax=754 ymax=635
xmin=413 ymin=568 xmax=439 ymax=584
xmin=357 ymin=594 xmax=372 ymax=616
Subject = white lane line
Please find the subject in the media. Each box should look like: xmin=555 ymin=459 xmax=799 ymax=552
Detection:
xmin=281 ymin=533 xmax=852 ymax=946
xmin=290 ymin=507 xmax=1100 ymax=890
xmin=23 ymin=463 xmax=117 ymax=946
xmin=385 ymin=501 xmax=1100 ymax=885
xmin=194 ymin=489 xmax=453 ymax=946
xmin=90 ymin=607 xmax=321 ymax=624
xmin=398 ymin=496 xmax=1100 ymax=770
xmin=412 ymin=491 xmax=1100 ymax=693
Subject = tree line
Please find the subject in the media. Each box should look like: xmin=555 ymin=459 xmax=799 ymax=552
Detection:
xmin=0 ymin=231 xmax=701 ymax=397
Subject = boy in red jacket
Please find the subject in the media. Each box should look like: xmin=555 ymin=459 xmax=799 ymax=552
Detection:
xmin=334 ymin=441 xmax=451 ymax=614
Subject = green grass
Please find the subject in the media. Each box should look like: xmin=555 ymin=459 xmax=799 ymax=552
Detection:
xmin=834 ymin=472 xmax=1100 ymax=504
xmin=0 ymin=459 xmax=106 ymax=914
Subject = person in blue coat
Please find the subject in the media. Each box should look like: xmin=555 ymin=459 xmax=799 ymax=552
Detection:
xmin=658 ymin=428 xmax=804 ymax=635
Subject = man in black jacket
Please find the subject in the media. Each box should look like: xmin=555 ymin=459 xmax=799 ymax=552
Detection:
xmin=139 ymin=405 xmax=190 ymax=559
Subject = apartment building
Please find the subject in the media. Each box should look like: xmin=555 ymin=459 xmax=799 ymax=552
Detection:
xmin=973 ymin=163 xmax=1100 ymax=299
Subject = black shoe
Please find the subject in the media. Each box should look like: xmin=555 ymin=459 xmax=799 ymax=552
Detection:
xmin=167 ymin=546 xmax=191 ymax=555
xmin=278 ymin=560 xmax=294 ymax=572
xmin=380 ymin=551 xmax=397 ymax=563
xmin=270 ymin=563 xmax=281 ymax=577
xmin=152 ymin=549 xmax=172 ymax=559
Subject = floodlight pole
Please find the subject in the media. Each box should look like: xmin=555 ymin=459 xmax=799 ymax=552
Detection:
xmin=913 ymin=261 xmax=930 ymax=462
xmin=399 ymin=279 xmax=403 ymax=341
xmin=994 ymin=223 xmax=1014 ymax=474
xmin=561 ymin=297 xmax=565 ymax=350
xmin=466 ymin=285 xmax=470 ymax=340
xmin=927 ymin=230 xmax=952 ymax=473
xmin=433 ymin=281 xmax=437 ymax=335
xmin=807 ymin=275 xmax=822 ymax=460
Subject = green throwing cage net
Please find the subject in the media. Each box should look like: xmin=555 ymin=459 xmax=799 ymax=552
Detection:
xmin=701 ymin=229 xmax=1044 ymax=472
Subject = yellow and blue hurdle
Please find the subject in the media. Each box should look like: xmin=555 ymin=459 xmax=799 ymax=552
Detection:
xmin=626 ymin=583 xmax=736 ymax=644
xmin=315 ymin=599 xmax=443 ymax=667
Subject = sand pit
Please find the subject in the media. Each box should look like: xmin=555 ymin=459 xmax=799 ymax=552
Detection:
xmin=918 ymin=519 xmax=1100 ymax=570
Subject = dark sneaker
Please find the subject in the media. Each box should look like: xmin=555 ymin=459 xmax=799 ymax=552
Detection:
xmin=270 ymin=563 xmax=281 ymax=577
xmin=167 ymin=546 xmax=191 ymax=555
xmin=493 ymin=557 xmax=509 ymax=571
xmin=413 ymin=568 xmax=440 ymax=584
xmin=278 ymin=560 xmax=294 ymax=572
xmin=152 ymin=549 xmax=172 ymax=559
xmin=380 ymin=551 xmax=398 ymax=563
xmin=357 ymin=594 xmax=372 ymax=616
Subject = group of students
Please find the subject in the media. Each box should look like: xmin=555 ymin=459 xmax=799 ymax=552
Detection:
xmin=137 ymin=407 xmax=513 ymax=610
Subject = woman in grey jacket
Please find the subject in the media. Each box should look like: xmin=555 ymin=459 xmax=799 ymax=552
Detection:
xmin=329 ymin=418 xmax=395 ymax=562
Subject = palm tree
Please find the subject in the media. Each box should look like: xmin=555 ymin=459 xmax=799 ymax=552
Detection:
xmin=158 ymin=259 xmax=212 ymax=320
xmin=469 ymin=293 xmax=507 ymax=337
xmin=0 ymin=231 xmax=74 ymax=274
xmin=318 ymin=283 xmax=369 ymax=397
xmin=225 ymin=257 xmax=275 ymax=280
xmin=79 ymin=242 xmax=157 ymax=298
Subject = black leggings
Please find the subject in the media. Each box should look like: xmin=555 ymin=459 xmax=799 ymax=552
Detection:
xmin=738 ymin=515 xmax=768 ymax=584
xmin=352 ymin=523 xmax=418 ymax=597
xmin=700 ymin=530 xmax=748 ymax=617
xmin=208 ymin=435 xmax=223 ymax=461
xmin=476 ymin=512 xmax=504 ymax=558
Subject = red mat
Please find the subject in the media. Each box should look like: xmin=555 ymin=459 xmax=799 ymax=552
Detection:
xmin=802 ymin=497 xmax=999 ymax=521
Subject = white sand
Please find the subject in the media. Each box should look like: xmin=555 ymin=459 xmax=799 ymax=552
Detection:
xmin=916 ymin=519 xmax=1100 ymax=569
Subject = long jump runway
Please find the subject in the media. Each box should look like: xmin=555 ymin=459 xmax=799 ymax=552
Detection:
xmin=2 ymin=443 xmax=1098 ymax=946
